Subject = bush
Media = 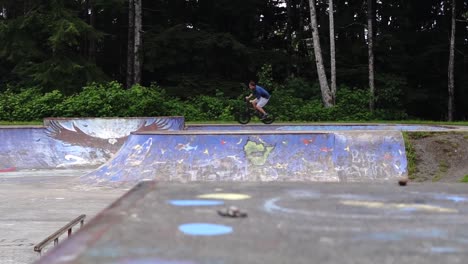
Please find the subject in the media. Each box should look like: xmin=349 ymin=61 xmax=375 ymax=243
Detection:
xmin=0 ymin=87 xmax=65 ymax=121
xmin=58 ymin=81 xmax=127 ymax=117
xmin=0 ymin=79 xmax=409 ymax=122
xmin=124 ymin=84 xmax=174 ymax=116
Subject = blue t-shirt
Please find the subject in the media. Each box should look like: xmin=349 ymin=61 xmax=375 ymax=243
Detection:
xmin=253 ymin=85 xmax=270 ymax=99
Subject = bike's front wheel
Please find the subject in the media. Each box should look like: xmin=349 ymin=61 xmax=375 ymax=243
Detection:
xmin=261 ymin=113 xmax=275 ymax=124
xmin=235 ymin=111 xmax=251 ymax=124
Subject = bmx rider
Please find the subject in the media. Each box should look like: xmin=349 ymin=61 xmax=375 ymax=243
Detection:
xmin=245 ymin=81 xmax=270 ymax=120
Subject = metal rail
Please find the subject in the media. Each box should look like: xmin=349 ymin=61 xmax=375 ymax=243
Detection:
xmin=34 ymin=214 xmax=86 ymax=255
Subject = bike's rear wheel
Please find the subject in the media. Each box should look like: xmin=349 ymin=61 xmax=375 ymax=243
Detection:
xmin=261 ymin=113 xmax=275 ymax=124
xmin=236 ymin=111 xmax=251 ymax=124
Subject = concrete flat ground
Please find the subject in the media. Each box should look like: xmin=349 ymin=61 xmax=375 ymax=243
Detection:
xmin=35 ymin=180 xmax=468 ymax=264
xmin=0 ymin=172 xmax=127 ymax=264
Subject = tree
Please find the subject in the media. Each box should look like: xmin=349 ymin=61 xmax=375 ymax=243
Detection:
xmin=367 ymin=0 xmax=375 ymax=112
xmin=134 ymin=0 xmax=142 ymax=85
xmin=0 ymin=0 xmax=106 ymax=93
xmin=308 ymin=0 xmax=333 ymax=107
xmin=328 ymin=0 xmax=336 ymax=104
xmin=126 ymin=0 xmax=142 ymax=87
xmin=126 ymin=0 xmax=135 ymax=88
xmin=447 ymin=0 xmax=456 ymax=121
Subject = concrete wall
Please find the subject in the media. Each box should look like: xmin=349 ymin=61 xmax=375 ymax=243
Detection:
xmin=83 ymin=130 xmax=407 ymax=184
xmin=0 ymin=117 xmax=184 ymax=171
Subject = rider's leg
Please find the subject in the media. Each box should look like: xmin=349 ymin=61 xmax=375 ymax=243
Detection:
xmin=256 ymin=97 xmax=269 ymax=116
xmin=256 ymin=106 xmax=266 ymax=115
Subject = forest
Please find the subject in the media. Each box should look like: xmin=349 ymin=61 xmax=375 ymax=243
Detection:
xmin=0 ymin=0 xmax=467 ymax=122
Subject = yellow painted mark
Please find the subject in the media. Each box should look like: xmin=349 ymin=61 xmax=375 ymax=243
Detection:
xmin=341 ymin=200 xmax=458 ymax=213
xmin=197 ymin=193 xmax=251 ymax=200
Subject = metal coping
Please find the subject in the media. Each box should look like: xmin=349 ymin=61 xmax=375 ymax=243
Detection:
xmin=132 ymin=130 xmax=400 ymax=135
xmin=186 ymin=123 xmax=461 ymax=129
xmin=43 ymin=116 xmax=184 ymax=120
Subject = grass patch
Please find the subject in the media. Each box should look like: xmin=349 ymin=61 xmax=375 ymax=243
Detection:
xmin=407 ymin=131 xmax=434 ymax=140
xmin=0 ymin=121 xmax=42 ymax=125
xmin=432 ymin=160 xmax=449 ymax=182
xmin=402 ymin=132 xmax=417 ymax=179
xmin=460 ymin=175 xmax=468 ymax=183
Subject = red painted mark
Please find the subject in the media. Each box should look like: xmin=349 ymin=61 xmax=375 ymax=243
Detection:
xmin=320 ymin=147 xmax=333 ymax=152
xmin=221 ymin=140 xmax=227 ymax=145
xmin=384 ymin=153 xmax=393 ymax=160
xmin=0 ymin=167 xmax=16 ymax=173
xmin=303 ymin=138 xmax=315 ymax=145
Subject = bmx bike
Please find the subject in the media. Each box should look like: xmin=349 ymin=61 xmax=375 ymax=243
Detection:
xmin=235 ymin=98 xmax=275 ymax=124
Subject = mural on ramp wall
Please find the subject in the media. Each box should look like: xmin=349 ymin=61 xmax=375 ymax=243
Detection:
xmin=83 ymin=130 xmax=407 ymax=183
xmin=44 ymin=117 xmax=184 ymax=153
xmin=0 ymin=117 xmax=184 ymax=171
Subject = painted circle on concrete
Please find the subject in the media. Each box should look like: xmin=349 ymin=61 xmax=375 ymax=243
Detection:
xmin=179 ymin=223 xmax=233 ymax=236
xmin=197 ymin=193 xmax=251 ymax=200
xmin=168 ymin=200 xmax=224 ymax=206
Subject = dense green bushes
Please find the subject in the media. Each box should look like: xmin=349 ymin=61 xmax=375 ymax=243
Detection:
xmin=0 ymin=81 xmax=406 ymax=122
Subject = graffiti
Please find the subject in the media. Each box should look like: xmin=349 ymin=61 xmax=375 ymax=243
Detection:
xmin=243 ymin=139 xmax=274 ymax=166
xmin=336 ymin=164 xmax=390 ymax=180
xmin=332 ymin=131 xmax=408 ymax=181
xmin=340 ymin=200 xmax=458 ymax=213
xmin=348 ymin=149 xmax=389 ymax=178
xmin=83 ymin=131 xmax=406 ymax=184
xmin=0 ymin=117 xmax=185 ymax=171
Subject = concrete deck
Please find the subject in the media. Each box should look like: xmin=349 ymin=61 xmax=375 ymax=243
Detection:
xmin=36 ymin=181 xmax=468 ymax=264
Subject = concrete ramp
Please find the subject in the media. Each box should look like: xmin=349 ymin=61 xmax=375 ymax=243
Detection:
xmin=83 ymin=130 xmax=407 ymax=183
xmin=0 ymin=117 xmax=184 ymax=171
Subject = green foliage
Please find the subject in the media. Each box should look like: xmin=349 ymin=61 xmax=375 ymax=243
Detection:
xmin=284 ymin=77 xmax=321 ymax=100
xmin=402 ymin=132 xmax=417 ymax=179
xmin=57 ymin=82 xmax=178 ymax=117
xmin=0 ymin=87 xmax=64 ymax=121
xmin=460 ymin=175 xmax=468 ymax=183
xmin=0 ymin=1 xmax=467 ymax=120
xmin=334 ymin=87 xmax=373 ymax=121
xmin=268 ymin=88 xmax=303 ymax=121
xmin=407 ymin=132 xmax=434 ymax=140
xmin=0 ymin=1 xmax=106 ymax=93
xmin=375 ymin=74 xmax=405 ymax=108
xmin=257 ymin=64 xmax=274 ymax=89
xmin=0 ymin=79 xmax=434 ymax=122
xmin=58 ymin=82 xmax=126 ymax=117
xmin=144 ymin=25 xmax=249 ymax=96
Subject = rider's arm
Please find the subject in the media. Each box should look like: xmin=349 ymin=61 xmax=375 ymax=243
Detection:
xmin=245 ymin=94 xmax=253 ymax=99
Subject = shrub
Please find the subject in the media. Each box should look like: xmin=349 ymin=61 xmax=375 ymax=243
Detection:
xmin=0 ymin=87 xmax=63 ymax=121
xmin=58 ymin=81 xmax=127 ymax=117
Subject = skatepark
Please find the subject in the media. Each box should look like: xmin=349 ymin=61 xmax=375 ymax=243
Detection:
xmin=1 ymin=117 xmax=468 ymax=264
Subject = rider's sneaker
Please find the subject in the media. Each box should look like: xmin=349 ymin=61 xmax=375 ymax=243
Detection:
xmin=261 ymin=113 xmax=268 ymax=120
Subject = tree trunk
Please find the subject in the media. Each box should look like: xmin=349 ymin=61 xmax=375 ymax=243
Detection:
xmin=308 ymin=0 xmax=333 ymax=107
xmin=447 ymin=0 xmax=456 ymax=121
xmin=286 ymin=0 xmax=294 ymax=77
xmin=329 ymin=0 xmax=336 ymax=104
xmin=88 ymin=0 xmax=96 ymax=62
xmin=133 ymin=0 xmax=142 ymax=85
xmin=126 ymin=0 xmax=135 ymax=88
xmin=297 ymin=0 xmax=308 ymax=76
xmin=367 ymin=0 xmax=375 ymax=112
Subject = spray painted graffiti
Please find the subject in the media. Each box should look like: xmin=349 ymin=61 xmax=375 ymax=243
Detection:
xmin=83 ymin=131 xmax=407 ymax=184
xmin=0 ymin=117 xmax=184 ymax=171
